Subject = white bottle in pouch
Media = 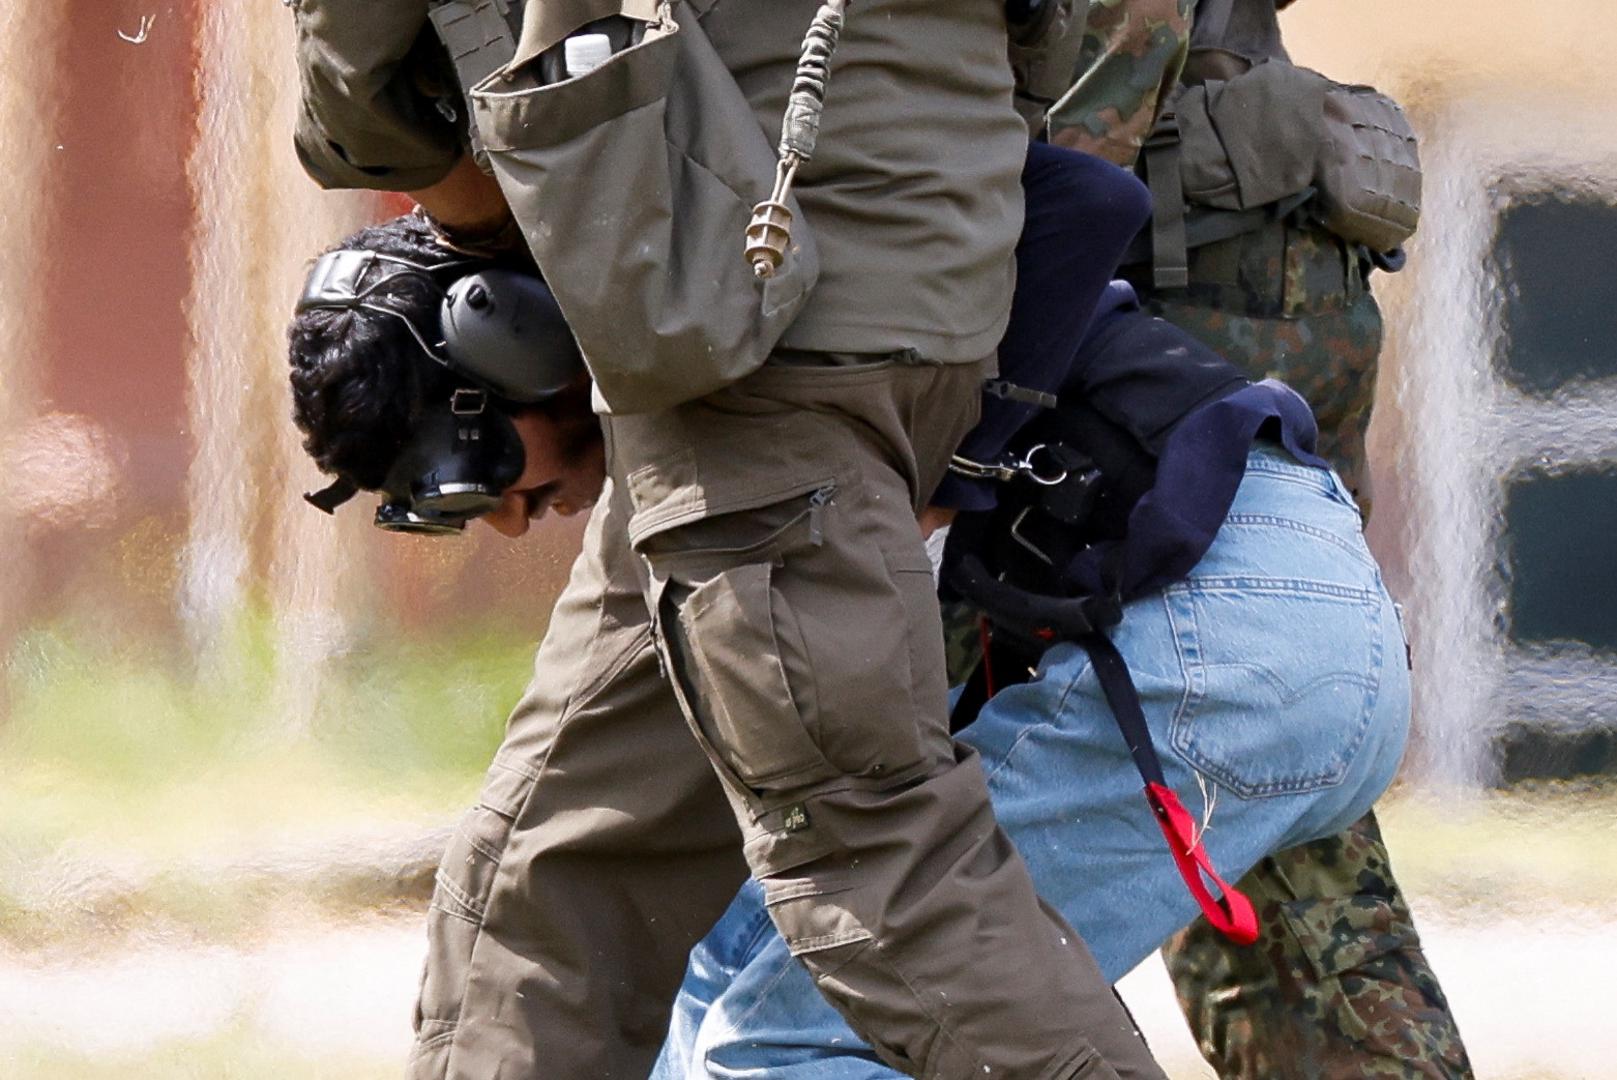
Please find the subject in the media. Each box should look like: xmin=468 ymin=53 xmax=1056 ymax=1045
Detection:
xmin=540 ymin=16 xmax=644 ymax=83
xmin=564 ymin=33 xmax=615 ymax=77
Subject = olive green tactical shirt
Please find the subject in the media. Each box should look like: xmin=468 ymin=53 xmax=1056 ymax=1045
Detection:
xmin=290 ymin=0 xmax=1028 ymax=366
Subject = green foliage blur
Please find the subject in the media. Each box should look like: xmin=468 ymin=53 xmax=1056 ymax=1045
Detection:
xmin=2 ymin=606 xmax=540 ymax=859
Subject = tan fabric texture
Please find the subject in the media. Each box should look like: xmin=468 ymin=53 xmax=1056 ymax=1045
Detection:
xmin=685 ymin=0 xmax=1026 ymax=363
xmin=290 ymin=0 xmax=1028 ymax=367
xmin=290 ymin=0 xmax=462 ymax=191
xmin=468 ymin=2 xmax=821 ymax=414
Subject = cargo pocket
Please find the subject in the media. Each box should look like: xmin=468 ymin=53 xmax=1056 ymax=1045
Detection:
xmin=1279 ymin=894 xmax=1466 ymax=1067
xmin=410 ymin=758 xmax=532 ymax=1056
xmin=469 ymin=0 xmax=817 ymax=415
xmin=651 ymin=476 xmax=928 ymax=794
xmin=675 ymin=559 xmax=834 ymax=792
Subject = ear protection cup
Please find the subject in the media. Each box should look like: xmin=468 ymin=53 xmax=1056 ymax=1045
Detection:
xmin=441 ymin=270 xmax=584 ymax=403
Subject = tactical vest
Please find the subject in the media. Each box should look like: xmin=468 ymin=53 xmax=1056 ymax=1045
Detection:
xmin=1132 ymin=0 xmax=1422 ymax=290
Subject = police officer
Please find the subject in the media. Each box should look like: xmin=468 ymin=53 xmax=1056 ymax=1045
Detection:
xmin=1049 ymin=1 xmax=1476 ymax=1075
xmin=287 ymin=2 xmax=1161 ymax=1078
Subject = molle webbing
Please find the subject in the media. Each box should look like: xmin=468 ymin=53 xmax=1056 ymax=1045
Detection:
xmin=429 ymin=0 xmax=522 ymax=95
xmin=1138 ymin=0 xmax=1419 ymax=284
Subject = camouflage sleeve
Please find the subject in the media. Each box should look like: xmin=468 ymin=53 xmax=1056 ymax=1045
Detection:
xmin=289 ymin=0 xmax=461 ymax=191
xmin=1045 ymin=0 xmax=1192 ymax=168
xmin=1008 ymin=0 xmax=1091 ymax=135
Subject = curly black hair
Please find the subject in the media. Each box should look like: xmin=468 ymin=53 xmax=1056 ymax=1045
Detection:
xmin=287 ymin=213 xmax=464 ymax=491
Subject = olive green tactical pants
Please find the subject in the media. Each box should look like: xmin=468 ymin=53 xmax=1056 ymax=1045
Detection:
xmin=408 ymin=359 xmax=1164 ymax=1080
xmin=408 ymin=479 xmax=749 ymax=1079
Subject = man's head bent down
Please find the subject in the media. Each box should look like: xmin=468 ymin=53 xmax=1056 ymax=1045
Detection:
xmin=287 ymin=214 xmax=605 ymax=538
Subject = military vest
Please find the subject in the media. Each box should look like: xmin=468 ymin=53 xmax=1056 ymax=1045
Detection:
xmin=1131 ymin=0 xmax=1421 ymax=292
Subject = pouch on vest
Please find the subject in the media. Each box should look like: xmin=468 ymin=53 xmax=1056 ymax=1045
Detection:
xmin=1315 ymin=80 xmax=1422 ymax=255
xmin=465 ymin=0 xmax=820 ymax=415
xmin=1160 ymin=60 xmax=1421 ymax=261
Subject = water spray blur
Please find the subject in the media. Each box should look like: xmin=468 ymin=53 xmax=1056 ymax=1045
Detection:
xmin=260 ymin=13 xmax=380 ymax=732
xmin=1289 ymin=4 xmax=1617 ymax=788
xmin=1375 ymin=105 xmax=1500 ymax=790
xmin=0 ymin=4 xmax=65 ymax=711
xmin=184 ymin=1 xmax=372 ymax=725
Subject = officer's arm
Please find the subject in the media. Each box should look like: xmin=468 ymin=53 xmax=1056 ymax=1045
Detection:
xmin=1045 ymin=0 xmax=1193 ymax=168
xmin=290 ymin=0 xmax=462 ymax=192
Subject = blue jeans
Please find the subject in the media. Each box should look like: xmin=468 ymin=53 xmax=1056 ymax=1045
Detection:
xmin=652 ymin=445 xmax=1411 ymax=1080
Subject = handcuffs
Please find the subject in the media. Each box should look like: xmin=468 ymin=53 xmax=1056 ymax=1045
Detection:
xmin=949 ymin=444 xmax=1074 ymax=487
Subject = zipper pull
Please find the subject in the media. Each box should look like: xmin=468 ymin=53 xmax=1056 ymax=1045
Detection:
xmin=808 ymin=484 xmax=836 ymax=546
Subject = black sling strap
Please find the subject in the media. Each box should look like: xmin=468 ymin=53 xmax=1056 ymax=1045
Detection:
xmin=949 ymin=623 xmax=1259 ymax=945
xmin=1080 ymin=632 xmax=1259 ymax=942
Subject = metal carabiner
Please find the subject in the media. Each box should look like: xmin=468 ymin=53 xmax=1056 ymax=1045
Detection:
xmin=1015 ymin=444 xmax=1070 ymax=487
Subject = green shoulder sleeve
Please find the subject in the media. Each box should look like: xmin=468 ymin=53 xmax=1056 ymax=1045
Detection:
xmin=1046 ymin=0 xmax=1192 ymax=168
xmin=290 ymin=0 xmax=461 ymax=191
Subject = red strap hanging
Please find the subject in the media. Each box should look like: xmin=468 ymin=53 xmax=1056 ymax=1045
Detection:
xmin=1144 ymin=781 xmax=1259 ymax=945
xmin=977 ymin=615 xmax=997 ymax=697
xmin=962 ymin=628 xmax=1262 ymax=948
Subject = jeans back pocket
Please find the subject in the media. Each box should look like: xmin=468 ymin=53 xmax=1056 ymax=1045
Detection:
xmin=1167 ymin=576 xmax=1384 ymax=798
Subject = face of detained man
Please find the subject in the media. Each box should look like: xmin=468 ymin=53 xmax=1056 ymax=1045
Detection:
xmin=479 ymin=405 xmax=607 ymax=538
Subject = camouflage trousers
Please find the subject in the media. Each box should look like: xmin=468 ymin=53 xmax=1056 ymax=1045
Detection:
xmin=1161 ymin=810 xmax=1475 ymax=1079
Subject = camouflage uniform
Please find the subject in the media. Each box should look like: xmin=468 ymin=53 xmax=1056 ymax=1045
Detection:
xmin=1044 ymin=2 xmax=1474 ymax=1076
xmin=1049 ymin=0 xmax=1193 ymax=168
xmin=1164 ymin=814 xmax=1472 ymax=1079
xmin=1134 ymin=221 xmax=1382 ymax=512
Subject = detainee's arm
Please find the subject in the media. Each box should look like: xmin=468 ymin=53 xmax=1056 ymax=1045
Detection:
xmin=1046 ymin=0 xmax=1193 ymax=168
